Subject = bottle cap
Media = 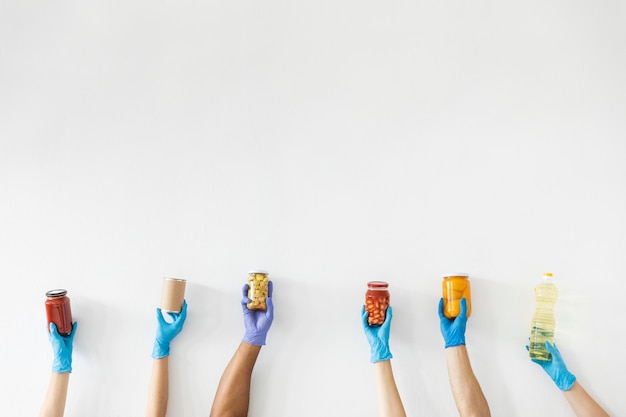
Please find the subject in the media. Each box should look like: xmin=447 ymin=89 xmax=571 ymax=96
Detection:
xmin=249 ymin=270 xmax=269 ymax=275
xmin=443 ymin=273 xmax=469 ymax=278
xmin=543 ymin=272 xmax=553 ymax=277
xmin=46 ymin=289 xmax=67 ymax=297
xmin=367 ymin=281 xmax=389 ymax=288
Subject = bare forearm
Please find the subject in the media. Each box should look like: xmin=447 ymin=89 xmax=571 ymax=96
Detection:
xmin=210 ymin=342 xmax=262 ymax=417
xmin=146 ymin=357 xmax=169 ymax=417
xmin=445 ymin=346 xmax=490 ymax=417
xmin=563 ymin=381 xmax=610 ymax=417
xmin=373 ymin=360 xmax=407 ymax=417
xmin=38 ymin=372 xmax=70 ymax=417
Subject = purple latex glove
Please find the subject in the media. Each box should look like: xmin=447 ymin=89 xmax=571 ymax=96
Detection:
xmin=241 ymin=281 xmax=274 ymax=346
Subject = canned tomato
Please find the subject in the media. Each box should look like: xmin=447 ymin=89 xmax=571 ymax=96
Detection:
xmin=45 ymin=289 xmax=73 ymax=336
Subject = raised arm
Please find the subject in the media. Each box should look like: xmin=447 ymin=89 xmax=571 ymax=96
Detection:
xmin=38 ymin=322 xmax=77 ymax=417
xmin=530 ymin=341 xmax=609 ymax=417
xmin=209 ymin=282 xmax=274 ymax=417
xmin=362 ymin=306 xmax=407 ymax=417
xmin=146 ymin=300 xmax=187 ymax=417
xmin=439 ymin=298 xmax=490 ymax=417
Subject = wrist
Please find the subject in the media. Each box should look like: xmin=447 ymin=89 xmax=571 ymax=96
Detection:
xmin=52 ymin=356 xmax=72 ymax=373
xmin=555 ymin=371 xmax=577 ymax=391
xmin=443 ymin=332 xmax=465 ymax=348
xmin=243 ymin=332 xmax=267 ymax=346
xmin=444 ymin=338 xmax=465 ymax=348
xmin=152 ymin=340 xmax=170 ymax=359
xmin=370 ymin=341 xmax=392 ymax=363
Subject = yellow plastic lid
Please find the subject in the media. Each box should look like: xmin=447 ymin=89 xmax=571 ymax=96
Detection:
xmin=543 ymin=272 xmax=553 ymax=277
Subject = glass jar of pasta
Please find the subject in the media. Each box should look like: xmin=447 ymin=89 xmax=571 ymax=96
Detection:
xmin=247 ymin=270 xmax=270 ymax=310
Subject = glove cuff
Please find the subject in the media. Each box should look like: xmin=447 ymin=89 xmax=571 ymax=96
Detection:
xmin=243 ymin=333 xmax=267 ymax=346
xmin=557 ymin=372 xmax=577 ymax=391
xmin=370 ymin=341 xmax=393 ymax=363
xmin=445 ymin=339 xmax=466 ymax=349
xmin=52 ymin=357 xmax=72 ymax=373
xmin=152 ymin=340 xmax=170 ymax=359
xmin=371 ymin=350 xmax=393 ymax=363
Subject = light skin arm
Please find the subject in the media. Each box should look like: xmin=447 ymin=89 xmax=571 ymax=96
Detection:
xmin=563 ymin=381 xmax=610 ymax=417
xmin=529 ymin=341 xmax=610 ymax=416
xmin=373 ymin=360 xmax=407 ymax=417
xmin=146 ymin=300 xmax=187 ymax=417
xmin=445 ymin=345 xmax=491 ymax=417
xmin=146 ymin=357 xmax=169 ymax=417
xmin=209 ymin=342 xmax=262 ymax=417
xmin=38 ymin=372 xmax=70 ymax=417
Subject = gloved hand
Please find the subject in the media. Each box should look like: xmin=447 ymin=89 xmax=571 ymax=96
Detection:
xmin=242 ymin=281 xmax=274 ymax=346
xmin=361 ymin=305 xmax=393 ymax=363
xmin=49 ymin=321 xmax=77 ymax=373
xmin=438 ymin=297 xmax=467 ymax=348
xmin=152 ymin=300 xmax=187 ymax=359
xmin=528 ymin=341 xmax=577 ymax=391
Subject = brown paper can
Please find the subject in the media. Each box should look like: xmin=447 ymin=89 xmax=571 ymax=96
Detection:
xmin=160 ymin=278 xmax=187 ymax=313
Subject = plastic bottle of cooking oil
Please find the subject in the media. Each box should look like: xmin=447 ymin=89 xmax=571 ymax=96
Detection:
xmin=529 ymin=272 xmax=558 ymax=361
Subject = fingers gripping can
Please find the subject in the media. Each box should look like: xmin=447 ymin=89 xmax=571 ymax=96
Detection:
xmin=247 ymin=270 xmax=270 ymax=310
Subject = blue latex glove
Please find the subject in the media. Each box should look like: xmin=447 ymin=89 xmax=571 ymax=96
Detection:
xmin=361 ymin=305 xmax=393 ymax=363
xmin=49 ymin=321 xmax=77 ymax=373
xmin=152 ymin=300 xmax=187 ymax=359
xmin=242 ymin=281 xmax=274 ymax=346
xmin=529 ymin=341 xmax=577 ymax=391
xmin=438 ymin=297 xmax=467 ymax=348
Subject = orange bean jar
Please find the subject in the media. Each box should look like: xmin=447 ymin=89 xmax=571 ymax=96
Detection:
xmin=442 ymin=273 xmax=471 ymax=319
xmin=45 ymin=289 xmax=73 ymax=336
xmin=365 ymin=281 xmax=390 ymax=326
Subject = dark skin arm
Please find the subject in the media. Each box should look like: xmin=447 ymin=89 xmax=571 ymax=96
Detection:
xmin=209 ymin=342 xmax=262 ymax=417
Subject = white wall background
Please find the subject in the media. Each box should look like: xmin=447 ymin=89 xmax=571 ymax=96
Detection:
xmin=1 ymin=1 xmax=625 ymax=416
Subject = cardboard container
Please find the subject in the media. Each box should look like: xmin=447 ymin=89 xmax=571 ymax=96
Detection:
xmin=160 ymin=278 xmax=186 ymax=313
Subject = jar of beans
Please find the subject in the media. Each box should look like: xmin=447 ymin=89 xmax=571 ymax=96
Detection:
xmin=365 ymin=281 xmax=390 ymax=326
xmin=247 ymin=270 xmax=270 ymax=310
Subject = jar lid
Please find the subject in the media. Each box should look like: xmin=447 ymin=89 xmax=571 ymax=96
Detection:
xmin=443 ymin=273 xmax=469 ymax=278
xmin=249 ymin=270 xmax=269 ymax=275
xmin=163 ymin=277 xmax=187 ymax=282
xmin=46 ymin=289 xmax=67 ymax=297
xmin=367 ymin=281 xmax=389 ymax=288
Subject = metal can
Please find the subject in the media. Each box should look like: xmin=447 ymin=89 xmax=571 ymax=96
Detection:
xmin=45 ymin=289 xmax=73 ymax=336
xmin=442 ymin=273 xmax=472 ymax=319
xmin=247 ymin=270 xmax=270 ymax=310
xmin=365 ymin=281 xmax=390 ymax=326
